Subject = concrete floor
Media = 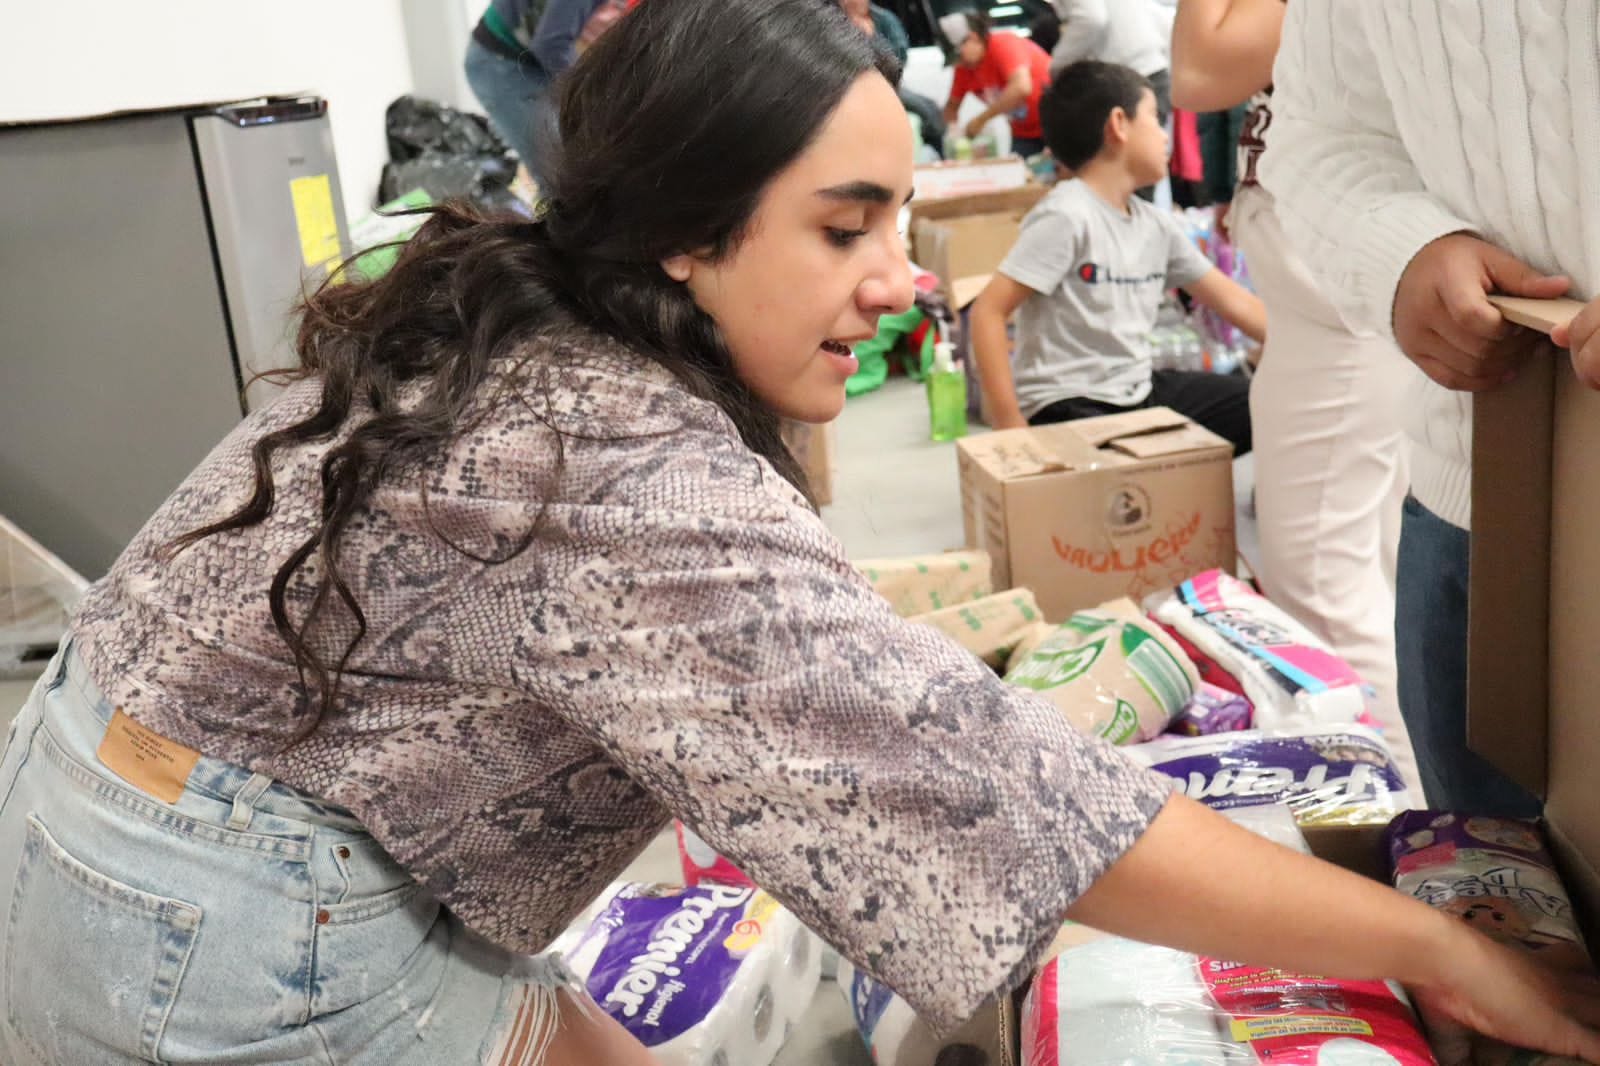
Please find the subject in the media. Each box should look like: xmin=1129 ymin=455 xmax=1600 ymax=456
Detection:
xmin=0 ymin=376 xmax=1259 ymax=1065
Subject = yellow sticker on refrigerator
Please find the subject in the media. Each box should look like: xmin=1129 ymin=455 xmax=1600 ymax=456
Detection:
xmin=289 ymin=174 xmax=341 ymax=272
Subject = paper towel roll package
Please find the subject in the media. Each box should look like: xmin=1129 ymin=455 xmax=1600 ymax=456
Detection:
xmin=1144 ymin=570 xmax=1368 ymax=731
xmin=1127 ymin=725 xmax=1413 ymax=827
xmin=1004 ymin=597 xmax=1199 ymax=745
xmin=836 ymin=956 xmax=1011 ymax=1066
xmin=555 ymin=882 xmax=820 ymax=1066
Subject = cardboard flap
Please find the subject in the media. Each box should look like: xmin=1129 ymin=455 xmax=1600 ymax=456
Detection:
xmin=1486 ymin=294 xmax=1586 ymax=334
xmin=1468 ymin=358 xmax=1553 ymax=797
xmin=1071 ymin=407 xmax=1230 ymax=458
xmin=1543 ymin=364 xmax=1600 ymax=909
xmin=958 ymin=429 xmax=1074 ymax=479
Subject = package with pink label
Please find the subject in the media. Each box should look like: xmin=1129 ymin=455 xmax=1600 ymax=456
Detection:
xmin=675 ymin=820 xmax=754 ymax=889
xmin=1024 ymin=812 xmax=1433 ymax=1066
xmin=1143 ymin=570 xmax=1369 ymax=730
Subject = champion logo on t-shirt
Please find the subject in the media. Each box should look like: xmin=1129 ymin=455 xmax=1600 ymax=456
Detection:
xmin=1074 ymin=262 xmax=1164 ymax=286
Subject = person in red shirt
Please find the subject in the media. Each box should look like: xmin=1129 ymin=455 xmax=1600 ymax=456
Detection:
xmin=939 ymin=10 xmax=1053 ymax=156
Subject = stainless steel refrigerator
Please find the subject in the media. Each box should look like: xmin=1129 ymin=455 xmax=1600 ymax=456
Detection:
xmin=0 ymin=96 xmax=351 ymax=578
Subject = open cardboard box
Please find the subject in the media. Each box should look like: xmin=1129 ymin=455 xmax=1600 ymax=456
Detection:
xmin=1467 ymin=294 xmax=1600 ymax=935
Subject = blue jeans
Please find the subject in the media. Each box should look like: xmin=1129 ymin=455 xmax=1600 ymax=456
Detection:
xmin=0 ymin=644 xmax=578 ymax=1064
xmin=463 ymin=37 xmax=558 ymax=191
xmin=1394 ymin=496 xmax=1540 ymax=816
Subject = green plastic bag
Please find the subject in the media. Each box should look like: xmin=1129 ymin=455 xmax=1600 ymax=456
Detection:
xmin=845 ymin=306 xmax=935 ymax=397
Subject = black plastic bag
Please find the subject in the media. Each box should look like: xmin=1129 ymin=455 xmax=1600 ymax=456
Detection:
xmin=384 ymin=95 xmax=508 ymax=161
xmin=379 ymin=95 xmax=525 ymax=214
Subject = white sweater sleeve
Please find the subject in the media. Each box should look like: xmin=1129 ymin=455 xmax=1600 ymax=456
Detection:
xmin=1257 ymin=0 xmax=1474 ymax=339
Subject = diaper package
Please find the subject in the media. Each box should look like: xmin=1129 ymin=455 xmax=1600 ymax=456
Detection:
xmin=556 ymin=883 xmax=820 ymax=1066
xmin=1144 ymin=570 xmax=1368 ymax=731
xmin=836 ymin=955 xmax=1012 ymax=1066
xmin=913 ymin=588 xmax=1043 ymax=668
xmin=856 ymin=550 xmax=993 ymax=618
xmin=1127 ymin=725 xmax=1413 ymax=826
xmin=675 ymin=821 xmax=754 ymax=889
xmin=1004 ymin=598 xmax=1200 ymax=745
xmin=1388 ymin=812 xmax=1590 ymax=973
xmin=1167 ymin=682 xmax=1254 ymax=737
xmin=1388 ymin=813 xmax=1594 ymax=1066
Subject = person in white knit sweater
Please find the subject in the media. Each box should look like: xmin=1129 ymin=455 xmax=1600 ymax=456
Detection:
xmin=1259 ymin=0 xmax=1596 ymax=816
xmin=1170 ymin=0 xmax=1416 ymax=792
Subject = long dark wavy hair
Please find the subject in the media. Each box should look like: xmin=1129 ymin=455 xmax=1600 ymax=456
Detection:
xmin=166 ymin=0 xmax=898 ymax=725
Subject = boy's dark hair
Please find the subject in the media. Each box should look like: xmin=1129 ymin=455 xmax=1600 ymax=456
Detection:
xmin=1039 ymin=59 xmax=1152 ymax=170
xmin=963 ymin=9 xmax=992 ymax=39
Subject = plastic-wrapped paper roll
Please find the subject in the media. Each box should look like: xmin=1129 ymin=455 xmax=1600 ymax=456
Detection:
xmin=1025 ymin=932 xmax=1433 ymax=1066
xmin=1004 ymin=598 xmax=1199 ymax=744
xmin=856 ymin=550 xmax=993 ymax=617
xmin=836 ymin=956 xmax=1010 ymax=1066
xmin=1143 ymin=570 xmax=1368 ymax=731
xmin=1126 ymin=725 xmax=1413 ymax=826
xmin=554 ymin=883 xmax=820 ymax=1066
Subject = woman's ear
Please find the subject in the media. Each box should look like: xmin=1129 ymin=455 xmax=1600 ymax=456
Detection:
xmin=661 ymin=254 xmax=694 ymax=283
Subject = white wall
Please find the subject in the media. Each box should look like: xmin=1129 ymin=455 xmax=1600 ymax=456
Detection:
xmin=1 ymin=0 xmax=417 ymax=221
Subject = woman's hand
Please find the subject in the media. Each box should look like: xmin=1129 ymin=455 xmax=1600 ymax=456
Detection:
xmin=1410 ymin=922 xmax=1600 ymax=1066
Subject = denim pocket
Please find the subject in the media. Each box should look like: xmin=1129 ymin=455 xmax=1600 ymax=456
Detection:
xmin=6 ymin=815 xmax=201 ymax=1064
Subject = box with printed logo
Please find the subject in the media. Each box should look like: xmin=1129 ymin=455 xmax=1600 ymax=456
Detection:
xmin=956 ymin=408 xmax=1236 ymax=623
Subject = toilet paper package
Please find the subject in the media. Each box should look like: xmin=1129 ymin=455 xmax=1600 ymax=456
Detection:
xmin=555 ymin=882 xmax=820 ymax=1066
xmin=1168 ymin=682 xmax=1254 ymax=737
xmin=1023 ymin=933 xmax=1434 ymax=1066
xmin=1004 ymin=597 xmax=1200 ymax=745
xmin=1144 ymin=570 xmax=1369 ymax=731
xmin=1127 ymin=725 xmax=1412 ymax=826
xmin=856 ymin=551 xmax=993 ymax=617
xmin=675 ymin=821 xmax=754 ymax=889
xmin=836 ymin=955 xmax=1012 ymax=1066
xmin=1023 ymin=813 xmax=1439 ymax=1066
xmin=1388 ymin=812 xmax=1591 ymax=972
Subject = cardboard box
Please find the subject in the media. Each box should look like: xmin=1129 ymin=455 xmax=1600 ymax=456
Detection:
xmin=912 ymin=158 xmax=1031 ymax=203
xmin=911 ymin=588 xmax=1043 ymax=668
xmin=909 ymin=186 xmax=1047 ymax=312
xmin=1468 ymin=324 xmax=1600 ymax=936
xmin=957 ymin=408 xmax=1236 ymax=622
xmin=854 ymin=550 xmax=993 ymax=617
xmin=778 ymin=418 xmax=836 ymax=507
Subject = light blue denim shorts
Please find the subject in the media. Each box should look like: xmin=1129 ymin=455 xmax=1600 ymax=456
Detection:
xmin=0 ymin=643 xmax=578 ymax=1065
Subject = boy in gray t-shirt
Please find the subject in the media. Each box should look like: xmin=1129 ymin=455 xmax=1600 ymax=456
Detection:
xmin=970 ymin=61 xmax=1265 ymax=453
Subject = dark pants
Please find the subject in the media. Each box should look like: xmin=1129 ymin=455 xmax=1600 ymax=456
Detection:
xmin=1394 ymin=496 xmax=1541 ymax=816
xmin=1012 ymin=135 xmax=1046 ymax=158
xmin=1029 ymin=369 xmax=1252 ymax=455
xmin=899 ymin=86 xmax=946 ymax=157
